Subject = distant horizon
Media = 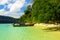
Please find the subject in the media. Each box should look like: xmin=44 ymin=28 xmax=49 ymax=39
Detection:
xmin=0 ymin=15 xmax=20 ymax=18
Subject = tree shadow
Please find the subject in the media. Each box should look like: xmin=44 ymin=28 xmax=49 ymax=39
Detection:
xmin=42 ymin=27 xmax=60 ymax=32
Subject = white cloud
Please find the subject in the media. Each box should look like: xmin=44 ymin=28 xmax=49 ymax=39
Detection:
xmin=8 ymin=0 xmax=25 ymax=13
xmin=0 ymin=0 xmax=8 ymax=4
xmin=0 ymin=9 xmax=8 ymax=15
xmin=5 ymin=12 xmax=24 ymax=18
xmin=0 ymin=0 xmax=25 ymax=18
xmin=27 ymin=2 xmax=33 ymax=7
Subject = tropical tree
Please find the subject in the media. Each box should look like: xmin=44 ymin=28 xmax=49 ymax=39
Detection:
xmin=20 ymin=0 xmax=60 ymax=23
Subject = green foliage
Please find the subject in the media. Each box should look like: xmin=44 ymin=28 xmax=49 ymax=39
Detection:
xmin=20 ymin=0 xmax=60 ymax=23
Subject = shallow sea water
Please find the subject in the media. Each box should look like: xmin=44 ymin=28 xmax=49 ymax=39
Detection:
xmin=0 ymin=24 xmax=60 ymax=40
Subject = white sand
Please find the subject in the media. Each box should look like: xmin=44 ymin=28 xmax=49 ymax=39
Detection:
xmin=34 ymin=23 xmax=60 ymax=27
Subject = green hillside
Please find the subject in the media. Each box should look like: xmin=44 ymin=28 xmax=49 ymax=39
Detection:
xmin=20 ymin=0 xmax=60 ymax=23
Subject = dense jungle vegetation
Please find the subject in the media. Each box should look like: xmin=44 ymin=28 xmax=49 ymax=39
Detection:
xmin=20 ymin=0 xmax=60 ymax=24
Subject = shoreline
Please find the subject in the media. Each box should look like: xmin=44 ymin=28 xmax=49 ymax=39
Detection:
xmin=34 ymin=23 xmax=60 ymax=29
xmin=34 ymin=23 xmax=60 ymax=27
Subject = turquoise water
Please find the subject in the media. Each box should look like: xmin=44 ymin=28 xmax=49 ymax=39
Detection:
xmin=0 ymin=24 xmax=42 ymax=40
xmin=0 ymin=24 xmax=60 ymax=40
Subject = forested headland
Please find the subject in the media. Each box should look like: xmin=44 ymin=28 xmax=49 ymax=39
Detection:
xmin=19 ymin=0 xmax=60 ymax=24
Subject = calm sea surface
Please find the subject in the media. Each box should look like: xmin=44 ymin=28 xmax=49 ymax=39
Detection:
xmin=0 ymin=24 xmax=42 ymax=40
xmin=0 ymin=24 xmax=59 ymax=40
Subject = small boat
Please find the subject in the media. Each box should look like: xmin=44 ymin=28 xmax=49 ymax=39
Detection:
xmin=25 ymin=23 xmax=34 ymax=26
xmin=13 ymin=23 xmax=34 ymax=27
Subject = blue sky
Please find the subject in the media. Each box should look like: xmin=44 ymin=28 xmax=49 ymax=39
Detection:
xmin=0 ymin=0 xmax=32 ymax=18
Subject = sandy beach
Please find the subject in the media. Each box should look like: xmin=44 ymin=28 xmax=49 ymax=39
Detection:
xmin=34 ymin=23 xmax=60 ymax=29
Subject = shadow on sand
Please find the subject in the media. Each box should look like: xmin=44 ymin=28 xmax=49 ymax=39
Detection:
xmin=43 ymin=26 xmax=60 ymax=32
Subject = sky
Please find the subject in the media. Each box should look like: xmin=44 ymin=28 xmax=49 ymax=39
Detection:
xmin=0 ymin=0 xmax=32 ymax=18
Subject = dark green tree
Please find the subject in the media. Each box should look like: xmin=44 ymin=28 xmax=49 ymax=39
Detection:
xmin=20 ymin=0 xmax=60 ymax=23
